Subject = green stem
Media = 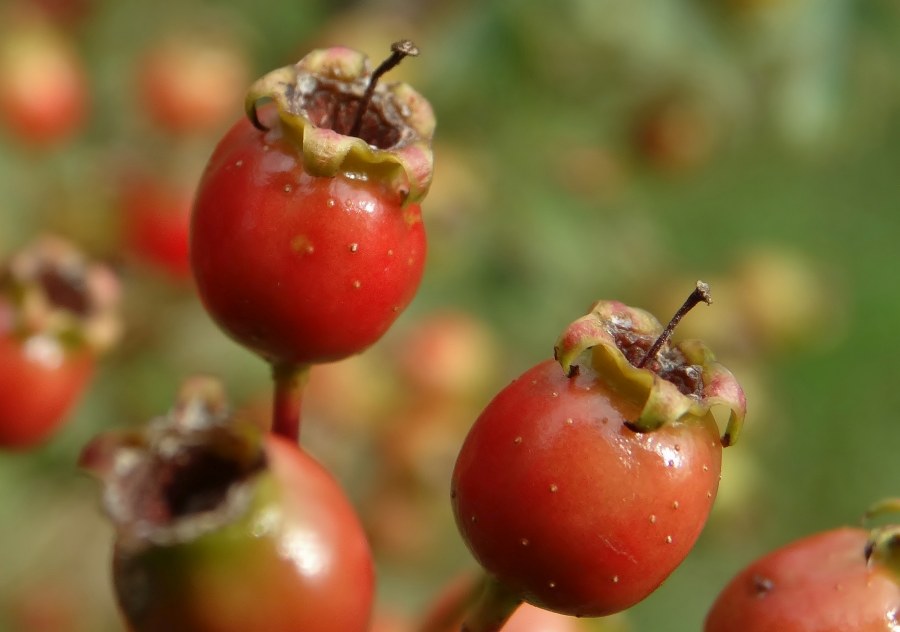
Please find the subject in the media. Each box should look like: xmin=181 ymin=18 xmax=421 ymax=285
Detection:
xmin=459 ymin=574 xmax=522 ymax=632
xmin=271 ymin=362 xmax=310 ymax=442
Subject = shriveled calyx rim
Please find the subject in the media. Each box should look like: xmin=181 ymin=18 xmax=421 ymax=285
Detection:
xmin=245 ymin=43 xmax=435 ymax=204
xmin=79 ymin=377 xmax=268 ymax=551
xmin=0 ymin=235 xmax=120 ymax=352
xmin=554 ymin=297 xmax=746 ymax=446
xmin=864 ymin=498 xmax=900 ymax=583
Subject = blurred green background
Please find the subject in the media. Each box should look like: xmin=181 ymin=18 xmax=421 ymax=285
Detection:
xmin=1 ymin=0 xmax=899 ymax=630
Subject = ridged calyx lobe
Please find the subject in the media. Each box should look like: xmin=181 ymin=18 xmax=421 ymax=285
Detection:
xmin=554 ymin=298 xmax=746 ymax=446
xmin=80 ymin=377 xmax=375 ymax=632
xmin=0 ymin=235 xmax=120 ymax=352
xmin=245 ymin=44 xmax=434 ymax=205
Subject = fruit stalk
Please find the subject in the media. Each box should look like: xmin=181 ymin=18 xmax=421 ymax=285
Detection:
xmin=348 ymin=39 xmax=419 ymax=137
xmin=637 ymin=280 xmax=711 ymax=369
xmin=459 ymin=575 xmax=522 ymax=632
xmin=271 ymin=362 xmax=310 ymax=442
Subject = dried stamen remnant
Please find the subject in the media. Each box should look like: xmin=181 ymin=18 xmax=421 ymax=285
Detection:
xmin=608 ymin=321 xmax=704 ymax=398
xmin=37 ymin=265 xmax=90 ymax=316
xmin=81 ymin=378 xmax=270 ymax=545
xmin=145 ymin=446 xmax=264 ymax=525
xmin=294 ymin=83 xmax=402 ymax=148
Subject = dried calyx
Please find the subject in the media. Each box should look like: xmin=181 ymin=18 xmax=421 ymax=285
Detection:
xmin=864 ymin=498 xmax=900 ymax=582
xmin=554 ymin=282 xmax=746 ymax=445
xmin=244 ymin=42 xmax=435 ymax=203
xmin=79 ymin=377 xmax=267 ymax=549
xmin=0 ymin=236 xmax=120 ymax=351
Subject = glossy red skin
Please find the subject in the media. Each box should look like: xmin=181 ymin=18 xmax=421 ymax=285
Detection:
xmin=120 ymin=176 xmax=192 ymax=280
xmin=452 ymin=359 xmax=722 ymax=617
xmin=114 ymin=435 xmax=375 ymax=632
xmin=705 ymin=527 xmax=900 ymax=631
xmin=0 ymin=333 xmax=94 ymax=449
xmin=191 ymin=116 xmax=427 ymax=365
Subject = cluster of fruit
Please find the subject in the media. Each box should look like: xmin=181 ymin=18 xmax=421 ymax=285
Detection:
xmin=0 ymin=21 xmax=897 ymax=632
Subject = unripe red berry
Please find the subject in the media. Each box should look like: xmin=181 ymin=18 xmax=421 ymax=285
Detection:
xmin=191 ymin=44 xmax=434 ymax=367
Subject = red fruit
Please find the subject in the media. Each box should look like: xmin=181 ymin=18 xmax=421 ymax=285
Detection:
xmin=119 ymin=173 xmax=193 ymax=280
xmin=0 ymin=19 xmax=87 ymax=146
xmin=0 ymin=236 xmax=119 ymax=449
xmin=191 ymin=43 xmax=434 ymax=366
xmin=452 ymin=288 xmax=746 ymax=620
xmin=138 ymin=34 xmax=249 ymax=135
xmin=0 ymin=333 xmax=93 ymax=447
xmin=80 ymin=377 xmax=375 ymax=632
xmin=705 ymin=527 xmax=900 ymax=631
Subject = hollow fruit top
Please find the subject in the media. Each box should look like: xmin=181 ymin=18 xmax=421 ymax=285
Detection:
xmin=245 ymin=43 xmax=435 ymax=204
xmin=554 ymin=295 xmax=746 ymax=445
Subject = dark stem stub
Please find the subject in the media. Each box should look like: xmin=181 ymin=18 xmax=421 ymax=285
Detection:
xmin=348 ymin=39 xmax=419 ymax=138
xmin=637 ymin=281 xmax=712 ymax=369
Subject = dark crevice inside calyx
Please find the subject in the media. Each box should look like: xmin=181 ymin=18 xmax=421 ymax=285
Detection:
xmin=288 ymin=79 xmax=404 ymax=149
xmin=610 ymin=323 xmax=704 ymax=398
xmin=38 ymin=265 xmax=91 ymax=316
xmin=124 ymin=433 xmax=267 ymax=528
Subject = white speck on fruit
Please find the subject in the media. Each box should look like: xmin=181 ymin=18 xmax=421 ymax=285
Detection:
xmin=349 ymin=243 xmax=359 ymax=252
xmin=566 ymin=418 xmax=574 ymax=425
xmin=531 ymin=380 xmax=538 ymax=385
xmin=549 ymin=484 xmax=558 ymax=493
xmin=471 ymin=515 xmax=477 ymax=523
xmin=649 ymin=514 xmax=657 ymax=524
xmin=548 ymin=581 xmax=556 ymax=589
xmin=520 ymin=538 xmax=529 ymax=546
xmin=702 ymin=464 xmax=709 ymax=472
xmin=513 ymin=436 xmax=523 ymax=445
xmin=283 ymin=184 xmax=293 ymax=193
xmin=352 ymin=280 xmax=362 ymax=289
xmin=674 ymin=444 xmax=681 ymax=452
xmin=612 ymin=575 xmax=619 ymax=584
xmin=665 ymin=535 xmax=673 ymax=544
xmin=672 ymin=500 xmax=680 ymax=510
xmin=392 ymin=305 xmax=400 ymax=312
xmin=387 ymin=249 xmax=394 ymax=256
xmin=551 ymin=391 xmax=559 ymax=398
xmin=326 ymin=198 xmax=336 ymax=208
xmin=707 ymin=491 xmax=713 ymax=499
xmin=235 ymin=160 xmax=243 ymax=167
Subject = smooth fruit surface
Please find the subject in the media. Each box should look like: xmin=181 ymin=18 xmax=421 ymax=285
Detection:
xmin=452 ymin=358 xmax=722 ymax=617
xmin=191 ymin=113 xmax=426 ymax=364
xmin=0 ymin=333 xmax=93 ymax=448
xmin=705 ymin=527 xmax=900 ymax=631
